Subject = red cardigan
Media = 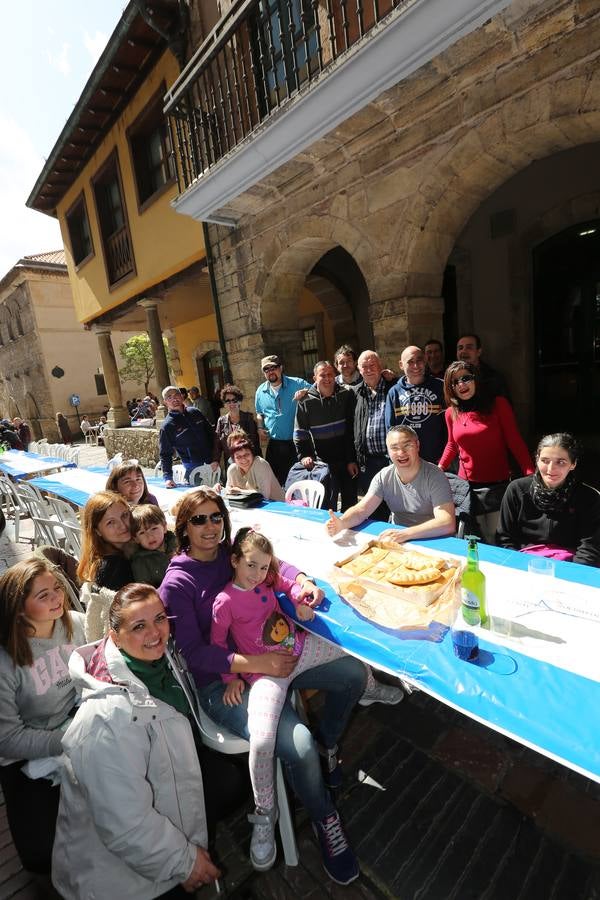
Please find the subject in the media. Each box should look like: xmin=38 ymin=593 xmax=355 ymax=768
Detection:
xmin=439 ymin=396 xmax=534 ymax=483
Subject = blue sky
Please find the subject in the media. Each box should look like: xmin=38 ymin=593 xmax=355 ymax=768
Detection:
xmin=0 ymin=1 xmax=127 ymax=275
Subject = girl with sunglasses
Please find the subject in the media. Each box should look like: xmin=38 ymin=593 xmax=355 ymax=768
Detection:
xmin=159 ymin=489 xmax=364 ymax=886
xmin=439 ymin=362 xmax=533 ymax=533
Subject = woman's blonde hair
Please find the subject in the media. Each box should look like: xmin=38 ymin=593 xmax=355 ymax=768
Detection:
xmin=77 ymin=491 xmax=131 ymax=583
xmin=0 ymin=558 xmax=73 ymax=667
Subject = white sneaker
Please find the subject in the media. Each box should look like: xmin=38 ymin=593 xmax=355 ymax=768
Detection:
xmin=248 ymin=807 xmax=278 ymax=871
xmin=359 ymin=681 xmax=404 ymax=707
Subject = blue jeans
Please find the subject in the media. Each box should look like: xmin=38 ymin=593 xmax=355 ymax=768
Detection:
xmin=198 ymin=655 xmax=366 ymax=822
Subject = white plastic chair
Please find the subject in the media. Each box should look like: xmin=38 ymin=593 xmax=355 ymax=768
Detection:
xmin=165 ymin=641 xmax=299 ymax=867
xmin=196 ymin=705 xmax=299 ymax=866
xmin=188 ymin=464 xmax=220 ymax=487
xmin=285 ymin=480 xmax=325 ymax=508
xmin=172 ymin=464 xmax=187 ymax=485
xmin=66 ymin=447 xmax=80 ymax=466
xmin=29 ymin=441 xmax=39 ymax=454
xmin=45 ymin=497 xmax=80 ymax=525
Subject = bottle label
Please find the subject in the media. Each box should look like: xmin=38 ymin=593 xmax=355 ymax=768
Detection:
xmin=461 ymin=588 xmax=479 ymax=609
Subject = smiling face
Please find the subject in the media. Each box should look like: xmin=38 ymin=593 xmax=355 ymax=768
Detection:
xmin=185 ymin=499 xmax=224 ymax=561
xmin=357 ymin=351 xmax=382 ymax=388
xmin=111 ymin=596 xmax=170 ymax=662
xmin=335 ymin=353 xmax=357 ymax=382
xmin=456 ymin=335 xmax=481 ymax=366
xmin=314 ymin=363 xmax=336 ymax=397
xmin=232 ymin=545 xmax=271 ymax=590
xmin=400 ymin=346 xmax=426 ymax=385
xmin=23 ymin=572 xmax=65 ymax=634
xmin=116 ymin=469 xmax=145 ymax=505
xmin=96 ymin=503 xmax=132 ymax=548
xmin=537 ymin=445 xmax=576 ymax=489
xmin=386 ymin=431 xmax=420 ymax=475
xmin=232 ymin=446 xmax=254 ymax=473
xmin=451 ymin=368 xmax=476 ymax=402
xmin=263 ymin=364 xmax=282 ymax=386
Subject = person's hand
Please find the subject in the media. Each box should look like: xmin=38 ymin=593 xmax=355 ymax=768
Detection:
xmin=258 ymin=651 xmax=298 ymax=677
xmin=297 ymin=579 xmax=324 ymax=605
xmin=181 ymin=846 xmax=220 ymax=892
xmin=223 ymin=678 xmax=245 ymax=706
xmin=164 ymin=479 xmax=176 ymax=489
xmin=210 ymin=461 xmax=220 ymax=472
xmin=347 ymin=462 xmax=359 ymax=478
xmin=326 ymin=509 xmax=344 ymax=537
xmin=297 ymin=603 xmax=316 ymax=622
xmin=293 ymin=388 xmax=309 ymax=402
xmin=379 ymin=528 xmax=407 ymax=544
xmin=301 ymin=456 xmax=314 ymax=470
xmin=258 ymin=427 xmax=269 ymax=441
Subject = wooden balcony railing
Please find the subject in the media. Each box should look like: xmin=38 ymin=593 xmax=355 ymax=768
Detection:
xmin=165 ymin=0 xmax=407 ymax=190
xmin=105 ymin=226 xmax=134 ymax=285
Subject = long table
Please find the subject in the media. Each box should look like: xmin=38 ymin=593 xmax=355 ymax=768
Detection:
xmin=228 ymin=502 xmax=600 ymax=784
xmin=0 ymin=449 xmax=76 ymax=479
xmin=27 ymin=466 xmax=191 ymax=512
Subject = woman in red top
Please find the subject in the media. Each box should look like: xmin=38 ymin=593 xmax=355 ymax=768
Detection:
xmin=438 ymin=361 xmax=534 ymax=487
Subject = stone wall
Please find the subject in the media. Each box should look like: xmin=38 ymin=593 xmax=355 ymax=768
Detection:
xmin=193 ymin=0 xmax=600 ymax=414
xmin=103 ymin=427 xmax=160 ymax=468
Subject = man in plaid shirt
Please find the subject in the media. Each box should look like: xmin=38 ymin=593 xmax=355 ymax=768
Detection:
xmin=353 ymin=351 xmax=397 ymax=521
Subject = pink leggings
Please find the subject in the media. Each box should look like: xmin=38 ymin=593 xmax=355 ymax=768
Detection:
xmin=247 ymin=635 xmax=374 ymax=811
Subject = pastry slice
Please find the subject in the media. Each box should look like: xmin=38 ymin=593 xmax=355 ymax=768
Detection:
xmin=386 ymin=564 xmax=441 ymax=586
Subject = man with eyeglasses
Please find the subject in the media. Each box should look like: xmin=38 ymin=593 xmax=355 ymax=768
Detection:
xmin=159 ymin=385 xmax=220 ymax=488
xmin=254 ymin=355 xmax=311 ymax=486
xmin=385 ymin=345 xmax=447 ymax=464
xmin=456 ymin=333 xmax=511 ymax=402
xmin=326 ymin=425 xmax=455 ymax=543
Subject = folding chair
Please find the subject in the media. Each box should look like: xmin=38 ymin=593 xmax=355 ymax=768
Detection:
xmin=166 ymin=641 xmax=299 ymax=866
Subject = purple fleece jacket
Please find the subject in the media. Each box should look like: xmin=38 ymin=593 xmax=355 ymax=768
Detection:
xmin=158 ymin=547 xmax=301 ymax=688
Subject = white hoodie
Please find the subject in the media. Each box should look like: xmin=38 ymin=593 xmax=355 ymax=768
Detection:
xmin=52 ymin=638 xmax=208 ymax=900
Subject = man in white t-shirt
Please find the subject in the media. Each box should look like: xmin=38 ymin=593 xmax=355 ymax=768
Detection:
xmin=326 ymin=425 xmax=455 ymax=544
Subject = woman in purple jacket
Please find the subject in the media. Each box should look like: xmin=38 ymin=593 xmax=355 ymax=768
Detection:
xmin=159 ymin=488 xmax=363 ymax=885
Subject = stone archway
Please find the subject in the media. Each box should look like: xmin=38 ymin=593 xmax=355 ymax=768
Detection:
xmin=253 ymin=217 xmax=379 ymax=373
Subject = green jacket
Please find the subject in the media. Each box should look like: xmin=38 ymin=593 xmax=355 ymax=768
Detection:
xmin=130 ymin=531 xmax=178 ymax=588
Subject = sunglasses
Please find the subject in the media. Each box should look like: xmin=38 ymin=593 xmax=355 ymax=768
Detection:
xmin=224 ymin=398 xmax=239 ymax=404
xmin=263 ymin=365 xmax=280 ymax=373
xmin=451 ymin=375 xmax=475 ymax=387
xmin=188 ymin=512 xmax=224 ymax=526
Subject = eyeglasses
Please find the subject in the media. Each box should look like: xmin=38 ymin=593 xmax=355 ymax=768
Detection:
xmin=188 ymin=512 xmax=224 ymax=526
xmin=451 ymin=375 xmax=475 ymax=387
xmin=263 ymin=365 xmax=280 ymax=373
xmin=224 ymin=398 xmax=239 ymax=404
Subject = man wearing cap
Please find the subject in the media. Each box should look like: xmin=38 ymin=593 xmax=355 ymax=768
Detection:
xmin=159 ymin=385 xmax=219 ymax=488
xmin=254 ymin=355 xmax=311 ymax=486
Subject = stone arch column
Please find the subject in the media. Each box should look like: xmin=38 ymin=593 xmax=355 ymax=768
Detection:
xmin=92 ymin=324 xmax=130 ymax=427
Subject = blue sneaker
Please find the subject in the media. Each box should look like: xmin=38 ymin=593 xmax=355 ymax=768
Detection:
xmin=313 ymin=811 xmax=359 ymax=885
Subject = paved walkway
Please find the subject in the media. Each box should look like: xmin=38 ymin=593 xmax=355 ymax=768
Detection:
xmin=0 ymin=447 xmax=599 ymax=898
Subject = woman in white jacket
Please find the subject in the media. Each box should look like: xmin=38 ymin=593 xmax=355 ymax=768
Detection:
xmin=52 ymin=583 xmax=221 ymax=900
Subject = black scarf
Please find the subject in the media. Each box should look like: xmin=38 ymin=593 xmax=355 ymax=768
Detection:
xmin=530 ymin=469 xmax=577 ymax=514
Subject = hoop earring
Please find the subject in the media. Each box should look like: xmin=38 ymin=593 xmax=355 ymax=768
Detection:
xmin=219 ymin=527 xmax=227 ymax=543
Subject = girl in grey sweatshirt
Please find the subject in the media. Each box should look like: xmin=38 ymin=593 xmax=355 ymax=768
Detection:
xmin=0 ymin=558 xmax=85 ymax=874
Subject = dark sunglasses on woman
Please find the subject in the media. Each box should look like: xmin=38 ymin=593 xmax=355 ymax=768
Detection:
xmin=188 ymin=512 xmax=224 ymax=526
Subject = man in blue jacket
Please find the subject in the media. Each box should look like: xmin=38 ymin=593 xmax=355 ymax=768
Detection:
xmin=385 ymin=346 xmax=446 ymax=463
xmin=159 ymin=386 xmax=219 ymax=487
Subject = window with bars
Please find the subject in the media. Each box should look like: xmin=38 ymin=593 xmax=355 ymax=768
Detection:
xmin=301 ymin=326 xmax=319 ymax=378
xmin=128 ymin=84 xmax=176 ymax=209
xmin=92 ymin=150 xmax=135 ymax=286
xmin=66 ymin=192 xmax=94 ymax=268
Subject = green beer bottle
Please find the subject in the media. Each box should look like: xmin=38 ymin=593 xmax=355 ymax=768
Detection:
xmin=461 ymin=535 xmax=487 ymax=626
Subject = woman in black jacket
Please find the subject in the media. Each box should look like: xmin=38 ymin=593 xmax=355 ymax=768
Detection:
xmin=496 ymin=433 xmax=600 ymax=566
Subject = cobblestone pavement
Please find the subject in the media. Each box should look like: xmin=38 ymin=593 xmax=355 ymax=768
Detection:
xmin=0 ymin=447 xmax=599 ymax=898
